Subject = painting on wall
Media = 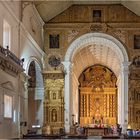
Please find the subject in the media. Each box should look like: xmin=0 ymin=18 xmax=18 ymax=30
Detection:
xmin=49 ymin=34 xmax=59 ymax=48
xmin=134 ymin=35 xmax=140 ymax=49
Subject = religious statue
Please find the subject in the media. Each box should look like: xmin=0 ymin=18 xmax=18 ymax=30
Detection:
xmin=94 ymin=109 xmax=103 ymax=125
xmin=53 ymin=92 xmax=56 ymax=99
xmin=51 ymin=109 xmax=57 ymax=122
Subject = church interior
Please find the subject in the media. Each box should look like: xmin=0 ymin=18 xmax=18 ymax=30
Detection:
xmin=1 ymin=0 xmax=140 ymax=139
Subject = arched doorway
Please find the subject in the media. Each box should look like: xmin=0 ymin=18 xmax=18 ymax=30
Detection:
xmin=79 ymin=65 xmax=117 ymax=126
xmin=27 ymin=60 xmax=44 ymax=132
xmin=63 ymin=32 xmax=130 ymax=133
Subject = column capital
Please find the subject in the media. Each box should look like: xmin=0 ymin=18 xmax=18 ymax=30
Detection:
xmin=121 ymin=61 xmax=131 ymax=74
xmin=122 ymin=61 xmax=131 ymax=67
xmin=62 ymin=61 xmax=73 ymax=74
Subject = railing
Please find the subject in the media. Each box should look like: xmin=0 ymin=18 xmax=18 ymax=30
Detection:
xmin=0 ymin=45 xmax=24 ymax=67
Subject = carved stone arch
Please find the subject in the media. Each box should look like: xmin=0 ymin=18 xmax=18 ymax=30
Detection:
xmin=27 ymin=57 xmax=44 ymax=129
xmin=64 ymin=32 xmax=129 ymax=62
xmin=25 ymin=56 xmax=42 ymax=74
xmin=63 ymin=32 xmax=130 ymax=133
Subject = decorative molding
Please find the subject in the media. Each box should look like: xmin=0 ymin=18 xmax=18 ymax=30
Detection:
xmin=43 ymin=71 xmax=64 ymax=80
xmin=114 ymin=30 xmax=126 ymax=44
xmin=32 ymin=4 xmax=45 ymax=27
xmin=68 ymin=29 xmax=79 ymax=43
xmin=21 ymin=1 xmax=33 ymax=21
xmin=90 ymin=23 xmax=109 ymax=32
xmin=0 ymin=46 xmax=24 ymax=77
xmin=20 ymin=23 xmax=45 ymax=56
xmin=64 ymin=32 xmax=129 ymax=62
xmin=1 ymin=81 xmax=15 ymax=91
xmin=45 ymin=22 xmax=140 ymax=30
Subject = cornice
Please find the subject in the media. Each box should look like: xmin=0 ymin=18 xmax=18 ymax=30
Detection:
xmin=44 ymin=22 xmax=140 ymax=30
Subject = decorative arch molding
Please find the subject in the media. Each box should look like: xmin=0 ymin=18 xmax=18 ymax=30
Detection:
xmin=26 ymin=57 xmax=44 ymax=99
xmin=25 ymin=56 xmax=42 ymax=74
xmin=64 ymin=32 xmax=129 ymax=62
xmin=27 ymin=56 xmax=44 ymax=129
xmin=63 ymin=32 xmax=131 ymax=134
xmin=77 ymin=63 xmax=118 ymax=79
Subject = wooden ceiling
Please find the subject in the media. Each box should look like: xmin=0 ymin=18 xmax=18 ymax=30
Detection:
xmin=34 ymin=0 xmax=140 ymax=22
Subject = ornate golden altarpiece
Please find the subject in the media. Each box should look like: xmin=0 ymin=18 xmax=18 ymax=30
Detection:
xmin=42 ymin=71 xmax=64 ymax=134
xmin=79 ymin=65 xmax=117 ymax=126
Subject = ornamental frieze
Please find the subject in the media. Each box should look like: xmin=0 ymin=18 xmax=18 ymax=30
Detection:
xmin=0 ymin=46 xmax=24 ymax=77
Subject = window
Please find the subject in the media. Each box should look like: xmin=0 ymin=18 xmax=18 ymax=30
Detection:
xmin=93 ymin=10 xmax=102 ymax=22
xmin=4 ymin=94 xmax=12 ymax=118
xmin=3 ymin=20 xmax=11 ymax=49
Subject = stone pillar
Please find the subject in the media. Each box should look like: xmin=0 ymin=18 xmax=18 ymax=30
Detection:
xmin=117 ymin=75 xmax=122 ymax=125
xmin=62 ymin=61 xmax=72 ymax=133
xmin=35 ymin=87 xmax=44 ymax=129
xmin=19 ymin=72 xmax=30 ymax=137
xmin=120 ymin=62 xmax=131 ymax=133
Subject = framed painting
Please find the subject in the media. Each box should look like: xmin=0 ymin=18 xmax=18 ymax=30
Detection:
xmin=49 ymin=34 xmax=59 ymax=48
xmin=134 ymin=35 xmax=140 ymax=49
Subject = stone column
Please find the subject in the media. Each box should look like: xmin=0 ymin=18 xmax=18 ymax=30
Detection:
xmin=19 ymin=72 xmax=30 ymax=137
xmin=35 ymin=87 xmax=44 ymax=129
xmin=62 ymin=61 xmax=72 ymax=133
xmin=120 ymin=62 xmax=131 ymax=133
xmin=107 ymin=95 xmax=110 ymax=117
xmin=117 ymin=75 xmax=121 ymax=125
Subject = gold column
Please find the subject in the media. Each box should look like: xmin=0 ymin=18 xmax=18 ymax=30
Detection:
xmin=84 ymin=94 xmax=85 ymax=117
xmin=103 ymin=95 xmax=107 ymax=117
xmin=44 ymin=102 xmax=46 ymax=124
xmin=87 ymin=94 xmax=89 ymax=117
xmin=113 ymin=95 xmax=115 ymax=117
xmin=107 ymin=94 xmax=110 ymax=117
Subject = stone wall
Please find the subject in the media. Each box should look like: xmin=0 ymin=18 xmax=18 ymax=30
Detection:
xmin=44 ymin=4 xmax=140 ymax=129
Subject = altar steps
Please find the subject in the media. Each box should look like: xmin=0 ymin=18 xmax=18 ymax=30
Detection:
xmin=88 ymin=135 xmax=120 ymax=139
xmin=88 ymin=136 xmax=102 ymax=139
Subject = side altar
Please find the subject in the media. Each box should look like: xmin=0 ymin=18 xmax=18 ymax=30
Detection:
xmin=42 ymin=71 xmax=64 ymax=135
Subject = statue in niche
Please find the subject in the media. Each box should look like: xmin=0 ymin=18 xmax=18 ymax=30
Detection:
xmin=51 ymin=109 xmax=57 ymax=122
xmin=53 ymin=92 xmax=56 ymax=99
xmin=94 ymin=109 xmax=103 ymax=125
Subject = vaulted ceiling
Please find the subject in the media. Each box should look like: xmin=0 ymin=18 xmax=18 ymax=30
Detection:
xmin=72 ymin=43 xmax=121 ymax=79
xmin=34 ymin=0 xmax=140 ymax=22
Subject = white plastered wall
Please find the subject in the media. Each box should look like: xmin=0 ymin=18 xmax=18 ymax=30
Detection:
xmin=0 ymin=1 xmax=44 ymax=138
